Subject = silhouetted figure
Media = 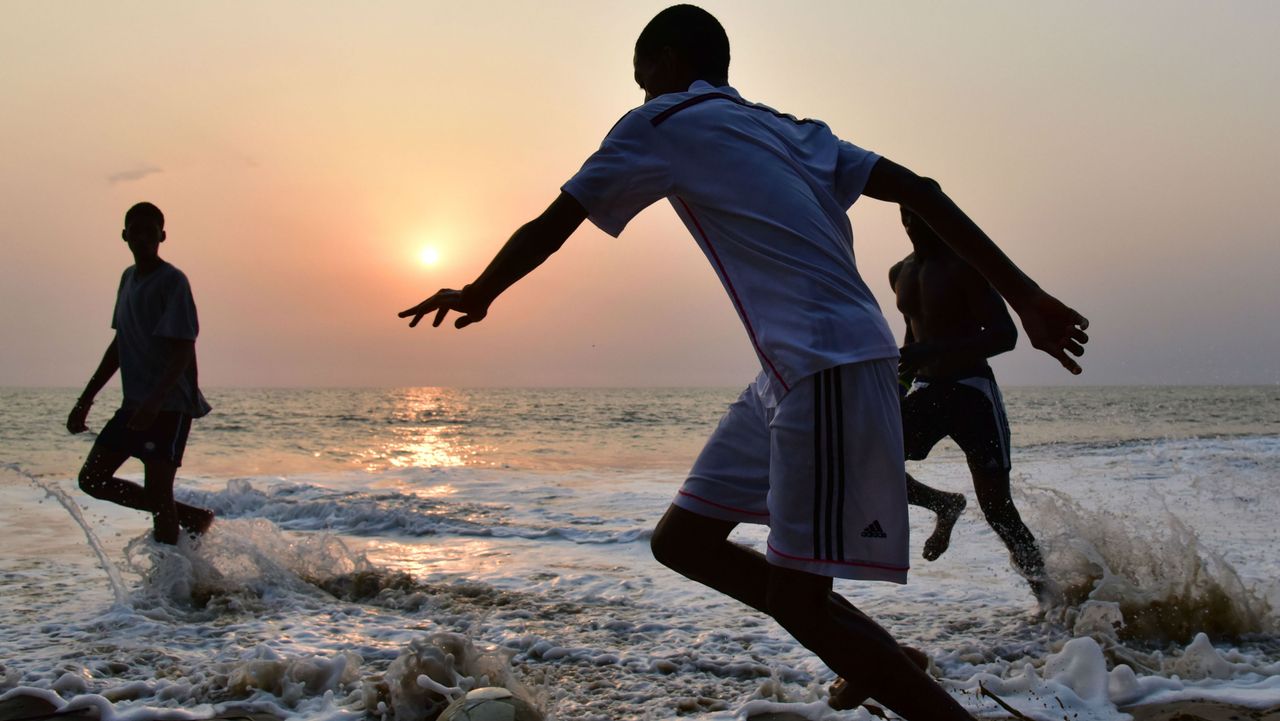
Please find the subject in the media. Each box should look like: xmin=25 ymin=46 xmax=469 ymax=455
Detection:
xmin=890 ymin=196 xmax=1048 ymax=594
xmin=67 ymin=202 xmax=214 ymax=545
xmin=399 ymin=6 xmax=1088 ymax=719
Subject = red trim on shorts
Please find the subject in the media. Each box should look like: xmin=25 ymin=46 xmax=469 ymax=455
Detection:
xmin=678 ymin=490 xmax=770 ymax=517
xmin=676 ymin=197 xmax=790 ymax=394
xmin=767 ymin=542 xmax=909 ymax=572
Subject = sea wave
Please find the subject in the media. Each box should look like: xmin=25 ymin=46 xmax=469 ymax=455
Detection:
xmin=180 ymin=478 xmax=654 ymax=545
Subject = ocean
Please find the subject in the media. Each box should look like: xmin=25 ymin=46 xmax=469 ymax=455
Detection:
xmin=1 ymin=385 xmax=1278 ymax=720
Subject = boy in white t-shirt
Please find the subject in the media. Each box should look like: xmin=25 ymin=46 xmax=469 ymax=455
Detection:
xmin=400 ymin=6 xmax=1088 ymax=719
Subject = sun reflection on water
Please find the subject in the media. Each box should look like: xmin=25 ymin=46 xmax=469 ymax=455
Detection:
xmin=359 ymin=388 xmax=492 ymax=471
xmin=385 ymin=427 xmax=468 ymax=469
xmin=366 ymin=538 xmax=507 ymax=577
xmin=408 ymin=484 xmax=458 ymax=499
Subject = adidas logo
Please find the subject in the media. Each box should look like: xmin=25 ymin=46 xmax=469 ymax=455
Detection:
xmin=860 ymin=520 xmax=887 ymax=538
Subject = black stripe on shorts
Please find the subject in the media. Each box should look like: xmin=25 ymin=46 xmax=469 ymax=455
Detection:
xmin=812 ymin=368 xmax=848 ymax=562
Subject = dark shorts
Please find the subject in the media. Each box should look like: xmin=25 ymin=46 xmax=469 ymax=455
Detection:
xmin=96 ymin=408 xmax=193 ymax=466
xmin=900 ymin=368 xmax=1011 ymax=472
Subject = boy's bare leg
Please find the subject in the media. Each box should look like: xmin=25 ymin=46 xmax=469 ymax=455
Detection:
xmin=970 ymin=466 xmax=1044 ymax=587
xmin=651 ymin=505 xmax=972 ymax=720
xmin=766 ymin=565 xmax=973 ymax=720
xmin=143 ymin=460 xmax=181 ymax=545
xmin=78 ymin=446 xmax=214 ymax=542
xmin=905 ymin=472 xmax=967 ymax=561
xmin=829 ymin=641 xmax=929 ymax=711
xmin=652 ymin=504 xmax=925 ymax=637
xmin=651 ymin=505 xmax=769 ymax=612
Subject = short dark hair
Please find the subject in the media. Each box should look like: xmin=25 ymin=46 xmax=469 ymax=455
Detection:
xmin=124 ymin=202 xmax=165 ymax=230
xmin=636 ymin=5 xmax=730 ymax=81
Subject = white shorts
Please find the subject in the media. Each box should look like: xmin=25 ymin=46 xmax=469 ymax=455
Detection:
xmin=674 ymin=360 xmax=909 ymax=583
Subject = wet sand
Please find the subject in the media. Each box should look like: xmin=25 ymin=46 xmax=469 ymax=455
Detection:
xmin=6 ymin=691 xmax=1280 ymax=721
xmin=750 ymin=701 xmax=1280 ymax=720
xmin=1123 ymin=701 xmax=1280 ymax=721
xmin=741 ymin=703 xmax=1280 ymax=720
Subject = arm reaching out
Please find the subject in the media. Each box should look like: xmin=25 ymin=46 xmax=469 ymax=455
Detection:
xmin=864 ymin=158 xmax=1090 ymax=374
xmin=399 ymin=192 xmax=588 ymax=329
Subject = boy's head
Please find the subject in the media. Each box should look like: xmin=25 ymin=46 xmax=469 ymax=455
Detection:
xmin=122 ymin=201 xmax=166 ymax=253
xmin=634 ymin=5 xmax=729 ymax=101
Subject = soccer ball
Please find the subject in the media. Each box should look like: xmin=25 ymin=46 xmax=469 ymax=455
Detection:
xmin=435 ymin=687 xmax=542 ymax=721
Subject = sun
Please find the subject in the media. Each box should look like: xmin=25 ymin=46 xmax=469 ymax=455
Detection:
xmin=418 ymin=246 xmax=441 ymax=267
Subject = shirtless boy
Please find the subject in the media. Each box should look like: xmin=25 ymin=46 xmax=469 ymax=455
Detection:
xmin=890 ymin=192 xmax=1047 ymax=592
xmin=67 ymin=202 xmax=214 ymax=545
xmin=400 ymin=6 xmax=1087 ymax=718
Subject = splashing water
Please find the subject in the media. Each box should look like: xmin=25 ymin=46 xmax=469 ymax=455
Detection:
xmin=37 ymin=513 xmax=547 ymax=719
xmin=3 ymin=387 xmax=1279 ymax=720
xmin=5 ymin=463 xmax=130 ymax=608
xmin=121 ymin=517 xmax=386 ymax=616
xmin=1032 ymin=485 xmax=1276 ymax=652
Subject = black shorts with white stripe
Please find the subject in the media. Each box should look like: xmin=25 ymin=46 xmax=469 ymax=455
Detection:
xmin=96 ymin=407 xmax=193 ymax=467
xmin=901 ymin=368 xmax=1011 ymax=472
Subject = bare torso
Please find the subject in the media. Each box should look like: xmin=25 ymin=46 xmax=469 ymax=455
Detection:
xmin=891 ymin=249 xmax=1012 ymax=379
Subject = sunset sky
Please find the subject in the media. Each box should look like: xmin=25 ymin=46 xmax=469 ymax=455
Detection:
xmin=2 ymin=1 xmax=1276 ymax=388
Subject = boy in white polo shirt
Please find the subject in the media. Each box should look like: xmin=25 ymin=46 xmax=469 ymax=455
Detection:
xmin=400 ymin=6 xmax=1088 ymax=719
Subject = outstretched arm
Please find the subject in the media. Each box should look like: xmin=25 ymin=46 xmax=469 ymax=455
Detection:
xmin=399 ymin=191 xmax=588 ymax=329
xmin=67 ymin=340 xmax=120 ymax=433
xmin=864 ymin=158 xmax=1089 ymax=374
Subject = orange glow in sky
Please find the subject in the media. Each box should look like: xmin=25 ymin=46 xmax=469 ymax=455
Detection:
xmin=1 ymin=1 xmax=1277 ymax=387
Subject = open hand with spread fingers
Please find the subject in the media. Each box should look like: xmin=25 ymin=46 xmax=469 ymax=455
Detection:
xmin=1015 ymin=289 xmax=1090 ymax=374
xmin=399 ymin=286 xmax=490 ymax=330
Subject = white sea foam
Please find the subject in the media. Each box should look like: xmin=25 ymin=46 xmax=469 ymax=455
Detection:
xmin=2 ymin=387 xmax=1279 ymax=720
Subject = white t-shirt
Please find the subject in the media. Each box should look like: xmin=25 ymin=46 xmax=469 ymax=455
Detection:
xmin=562 ymin=80 xmax=898 ymax=404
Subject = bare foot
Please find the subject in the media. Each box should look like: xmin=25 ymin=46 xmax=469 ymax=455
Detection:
xmin=828 ymin=677 xmax=879 ymax=714
xmin=901 ymin=646 xmax=929 ymax=670
xmin=184 ymin=509 xmax=215 ymax=537
xmin=1028 ymin=573 xmax=1063 ymax=610
xmin=923 ymin=493 xmax=966 ymax=561
xmin=828 ymin=646 xmax=930 ymax=712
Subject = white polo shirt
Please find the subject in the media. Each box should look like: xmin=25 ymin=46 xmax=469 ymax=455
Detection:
xmin=562 ymin=80 xmax=898 ymax=404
